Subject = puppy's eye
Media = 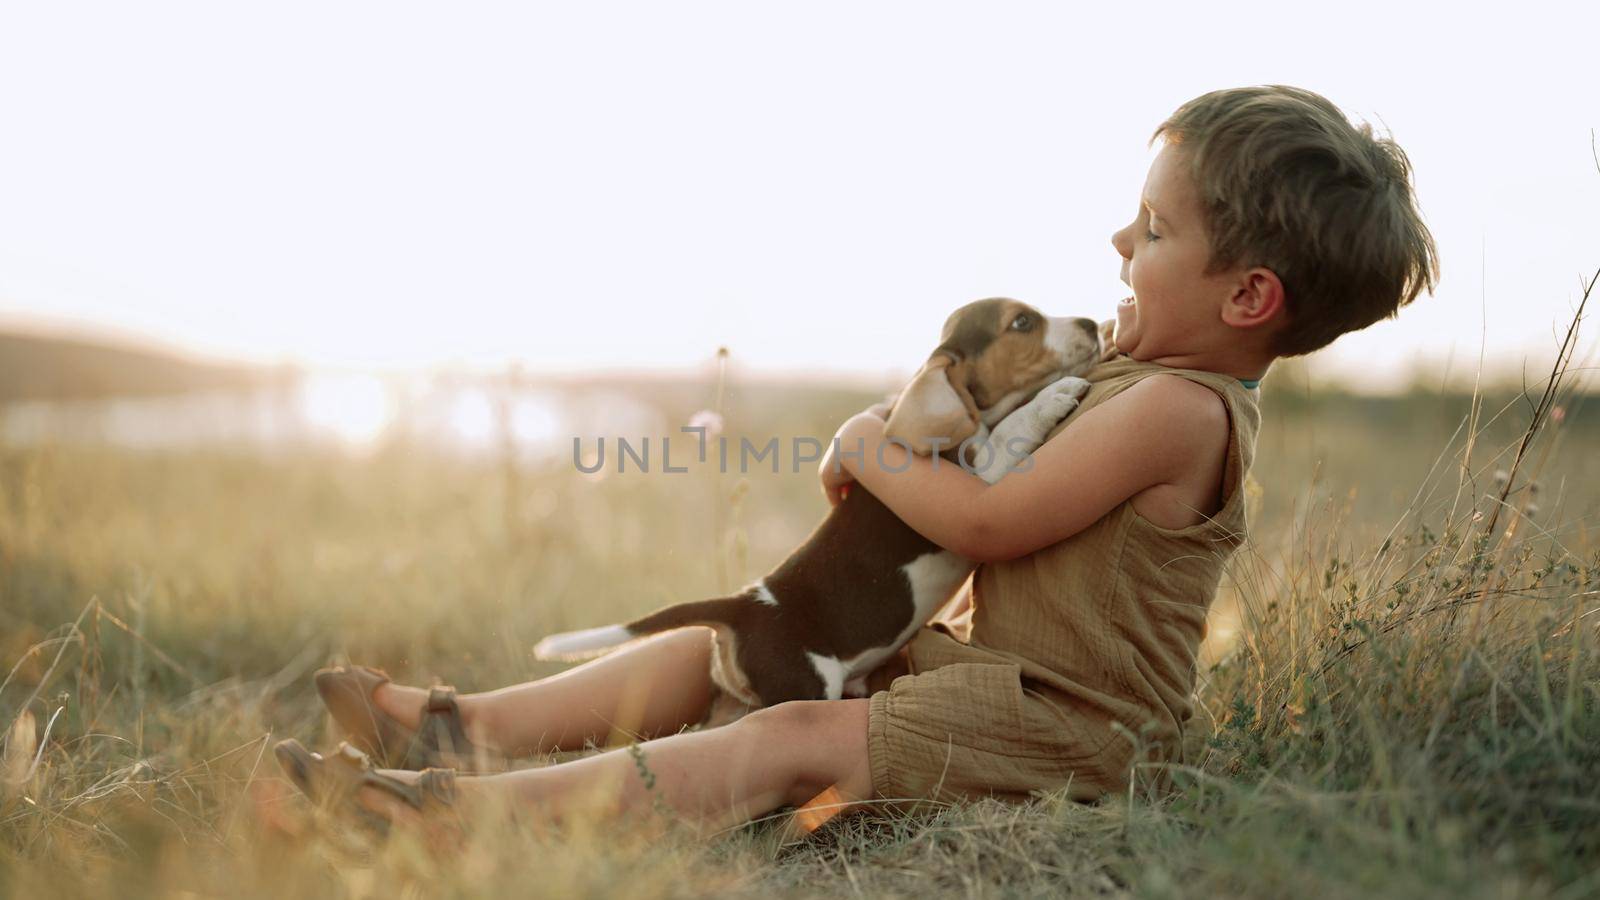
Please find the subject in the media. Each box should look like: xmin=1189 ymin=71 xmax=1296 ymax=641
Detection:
xmin=1010 ymin=313 xmax=1033 ymax=332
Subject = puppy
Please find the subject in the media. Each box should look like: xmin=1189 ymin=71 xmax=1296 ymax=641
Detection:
xmin=535 ymin=298 xmax=1102 ymax=721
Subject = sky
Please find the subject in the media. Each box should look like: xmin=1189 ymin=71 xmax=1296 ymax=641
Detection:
xmin=1 ymin=1 xmax=1596 ymax=393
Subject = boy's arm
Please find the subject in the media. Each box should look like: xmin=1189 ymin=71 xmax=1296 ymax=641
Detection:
xmin=831 ymin=375 xmax=1229 ymax=562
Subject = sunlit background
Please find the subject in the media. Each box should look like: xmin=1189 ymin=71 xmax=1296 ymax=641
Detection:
xmin=4 ymin=10 xmax=1600 ymax=890
xmin=0 ymin=1 xmax=1596 ymax=453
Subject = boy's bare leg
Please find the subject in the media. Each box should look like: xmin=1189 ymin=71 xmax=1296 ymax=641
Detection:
xmin=369 ymin=627 xmax=718 ymax=755
xmin=358 ymin=698 xmax=874 ymax=833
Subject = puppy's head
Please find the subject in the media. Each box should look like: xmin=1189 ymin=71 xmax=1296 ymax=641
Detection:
xmin=884 ymin=298 xmax=1101 ymax=454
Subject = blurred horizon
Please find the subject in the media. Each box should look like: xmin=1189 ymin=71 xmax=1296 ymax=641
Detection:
xmin=3 ymin=312 xmax=1595 ymax=396
xmin=3 ymin=322 xmax=1594 ymax=467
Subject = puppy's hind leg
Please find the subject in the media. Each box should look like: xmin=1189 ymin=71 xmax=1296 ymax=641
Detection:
xmin=737 ymin=631 xmax=829 ymax=706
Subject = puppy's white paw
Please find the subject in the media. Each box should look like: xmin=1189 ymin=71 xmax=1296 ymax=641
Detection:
xmin=1033 ymin=376 xmax=1090 ymax=424
xmin=1047 ymin=375 xmax=1092 ymax=401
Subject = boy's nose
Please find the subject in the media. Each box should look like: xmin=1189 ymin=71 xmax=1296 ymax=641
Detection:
xmin=1110 ymin=225 xmax=1133 ymax=259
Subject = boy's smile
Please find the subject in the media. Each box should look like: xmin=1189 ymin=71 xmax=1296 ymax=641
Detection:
xmin=1108 ymin=141 xmax=1253 ymax=366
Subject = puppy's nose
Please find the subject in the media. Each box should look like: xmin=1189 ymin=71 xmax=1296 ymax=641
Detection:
xmin=1073 ymin=317 xmax=1099 ymax=338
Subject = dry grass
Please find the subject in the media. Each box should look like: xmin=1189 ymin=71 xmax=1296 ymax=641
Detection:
xmin=3 ymin=302 xmax=1599 ymax=897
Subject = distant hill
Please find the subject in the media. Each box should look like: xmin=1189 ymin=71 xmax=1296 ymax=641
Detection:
xmin=0 ymin=331 xmax=279 ymax=403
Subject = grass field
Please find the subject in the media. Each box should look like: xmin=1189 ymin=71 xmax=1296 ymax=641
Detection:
xmin=2 ymin=354 xmax=1599 ymax=898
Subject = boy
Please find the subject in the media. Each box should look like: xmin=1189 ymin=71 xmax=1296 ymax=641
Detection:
xmin=277 ymin=84 xmax=1438 ymax=830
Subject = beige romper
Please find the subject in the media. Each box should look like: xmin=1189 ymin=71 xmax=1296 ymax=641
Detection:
xmin=866 ymin=353 xmax=1262 ymax=803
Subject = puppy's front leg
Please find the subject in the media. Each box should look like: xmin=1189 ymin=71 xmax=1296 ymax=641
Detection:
xmin=973 ymin=375 xmax=1090 ymax=485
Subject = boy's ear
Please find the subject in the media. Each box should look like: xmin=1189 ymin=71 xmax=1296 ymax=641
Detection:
xmin=1222 ymin=267 xmax=1287 ymax=329
xmin=884 ymin=353 xmax=980 ymax=455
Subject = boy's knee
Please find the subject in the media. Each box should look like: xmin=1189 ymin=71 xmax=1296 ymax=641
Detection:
xmin=738 ymin=699 xmax=872 ymax=804
xmin=745 ymin=698 xmax=863 ymax=738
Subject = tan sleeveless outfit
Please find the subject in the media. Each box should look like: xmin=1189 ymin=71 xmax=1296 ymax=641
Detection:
xmin=865 ymin=352 xmax=1262 ymax=803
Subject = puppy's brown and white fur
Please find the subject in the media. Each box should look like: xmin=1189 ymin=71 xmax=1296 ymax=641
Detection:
xmin=535 ymin=298 xmax=1102 ymax=721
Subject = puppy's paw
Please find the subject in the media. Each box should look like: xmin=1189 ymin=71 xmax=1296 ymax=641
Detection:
xmin=1032 ymin=376 xmax=1090 ymax=424
xmin=1047 ymin=375 xmax=1092 ymax=401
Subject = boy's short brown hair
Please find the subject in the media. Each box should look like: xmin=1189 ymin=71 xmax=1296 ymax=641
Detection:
xmin=1153 ymin=85 xmax=1440 ymax=357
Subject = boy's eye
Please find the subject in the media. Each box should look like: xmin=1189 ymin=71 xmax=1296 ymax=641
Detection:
xmin=1145 ymin=228 xmax=1161 ymax=242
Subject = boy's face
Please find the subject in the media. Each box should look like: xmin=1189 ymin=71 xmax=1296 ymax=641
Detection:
xmin=1109 ymin=141 xmax=1242 ymax=361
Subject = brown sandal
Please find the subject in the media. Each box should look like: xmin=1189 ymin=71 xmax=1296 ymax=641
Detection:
xmin=313 ymin=664 xmax=503 ymax=772
xmin=273 ymin=738 xmax=461 ymax=837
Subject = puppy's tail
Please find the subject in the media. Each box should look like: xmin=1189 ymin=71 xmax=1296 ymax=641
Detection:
xmin=532 ymin=594 xmax=753 ymax=661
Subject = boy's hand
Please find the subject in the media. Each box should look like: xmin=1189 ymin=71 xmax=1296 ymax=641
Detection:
xmin=819 ymin=446 xmax=855 ymax=506
xmin=818 ymin=407 xmax=887 ymax=506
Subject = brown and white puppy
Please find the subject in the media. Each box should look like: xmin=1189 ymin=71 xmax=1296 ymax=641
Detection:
xmin=534 ymin=298 xmax=1102 ymax=720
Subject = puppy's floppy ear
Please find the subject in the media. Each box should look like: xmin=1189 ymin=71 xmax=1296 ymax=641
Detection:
xmin=883 ymin=353 xmax=980 ymax=455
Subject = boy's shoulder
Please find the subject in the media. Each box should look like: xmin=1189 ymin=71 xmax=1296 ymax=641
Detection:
xmin=1121 ymin=369 xmax=1231 ymax=414
xmin=1105 ymin=372 xmax=1230 ymax=460
xmin=1085 ymin=353 xmax=1246 ymax=417
xmin=1107 ymin=371 xmax=1228 ymax=525
xmin=1067 ymin=363 xmax=1234 ymax=528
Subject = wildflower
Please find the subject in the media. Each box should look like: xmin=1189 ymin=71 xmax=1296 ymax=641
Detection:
xmin=687 ymin=409 xmax=724 ymax=437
